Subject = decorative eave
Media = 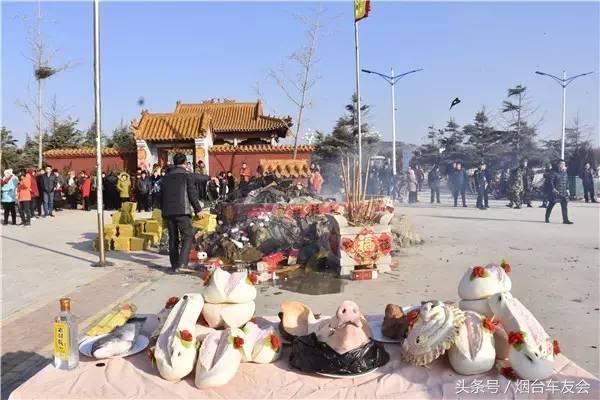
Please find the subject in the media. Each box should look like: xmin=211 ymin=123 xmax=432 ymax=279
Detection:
xmin=44 ymin=147 xmax=134 ymax=159
xmin=259 ymin=159 xmax=311 ymax=178
xmin=208 ymin=144 xmax=314 ymax=154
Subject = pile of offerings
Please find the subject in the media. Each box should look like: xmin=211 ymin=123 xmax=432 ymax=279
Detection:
xmin=378 ymin=260 xmax=560 ymax=381
xmin=150 ymin=270 xmax=282 ymax=388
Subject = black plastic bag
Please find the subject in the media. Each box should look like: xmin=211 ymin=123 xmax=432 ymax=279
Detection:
xmin=289 ymin=333 xmax=390 ymax=375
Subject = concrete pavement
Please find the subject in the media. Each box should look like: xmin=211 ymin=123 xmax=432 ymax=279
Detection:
xmin=1 ymin=197 xmax=598 ymax=398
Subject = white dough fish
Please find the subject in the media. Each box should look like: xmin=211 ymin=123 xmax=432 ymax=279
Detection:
xmin=91 ymin=323 xmax=138 ymax=359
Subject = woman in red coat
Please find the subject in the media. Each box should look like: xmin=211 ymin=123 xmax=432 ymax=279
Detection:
xmin=80 ymin=172 xmax=92 ymax=211
xmin=27 ymin=169 xmax=40 ymax=219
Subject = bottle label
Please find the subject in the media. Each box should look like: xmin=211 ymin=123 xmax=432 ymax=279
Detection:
xmin=53 ymin=322 xmax=70 ymax=361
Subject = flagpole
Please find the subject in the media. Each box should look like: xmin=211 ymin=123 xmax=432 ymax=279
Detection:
xmin=93 ymin=0 xmax=109 ymax=267
xmin=354 ymin=20 xmax=363 ymax=187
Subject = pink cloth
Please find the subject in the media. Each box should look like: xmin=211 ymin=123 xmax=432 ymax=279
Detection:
xmin=11 ymin=345 xmax=598 ymax=399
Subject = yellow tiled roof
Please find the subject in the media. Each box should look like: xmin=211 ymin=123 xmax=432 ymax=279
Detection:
xmin=132 ymin=112 xmax=205 ymax=141
xmin=209 ymin=144 xmax=314 ymax=154
xmin=133 ymin=100 xmax=292 ymax=141
xmin=44 ymin=147 xmax=133 ymax=158
xmin=259 ymin=159 xmax=310 ymax=178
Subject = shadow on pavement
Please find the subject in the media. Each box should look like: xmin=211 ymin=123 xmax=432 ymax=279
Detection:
xmin=1 ymin=236 xmax=94 ymax=264
xmin=1 ymin=351 xmax=51 ymax=400
xmin=66 ymin=233 xmax=175 ymax=274
xmin=424 ymin=214 xmax=546 ymax=224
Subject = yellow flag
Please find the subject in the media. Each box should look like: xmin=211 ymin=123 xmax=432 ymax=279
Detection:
xmin=355 ymin=0 xmax=371 ymax=22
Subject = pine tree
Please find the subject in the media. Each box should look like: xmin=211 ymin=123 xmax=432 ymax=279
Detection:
xmin=463 ymin=108 xmax=502 ymax=159
xmin=1 ymin=127 xmax=19 ymax=170
xmin=81 ymin=122 xmax=108 ymax=147
xmin=108 ymin=123 xmax=136 ymax=150
xmin=45 ymin=118 xmax=83 ymax=150
xmin=19 ymin=134 xmax=45 ymax=170
xmin=313 ymin=94 xmax=378 ymax=163
xmin=501 ymin=85 xmax=537 ymax=161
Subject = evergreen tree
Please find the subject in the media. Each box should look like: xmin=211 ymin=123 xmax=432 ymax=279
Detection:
xmin=1 ymin=127 xmax=19 ymax=170
xmin=19 ymin=134 xmax=45 ymax=170
xmin=46 ymin=118 xmax=83 ymax=150
xmin=108 ymin=123 xmax=136 ymax=150
xmin=501 ymin=85 xmax=537 ymax=161
xmin=81 ymin=122 xmax=108 ymax=147
xmin=313 ymin=94 xmax=378 ymax=163
xmin=463 ymin=108 xmax=503 ymax=160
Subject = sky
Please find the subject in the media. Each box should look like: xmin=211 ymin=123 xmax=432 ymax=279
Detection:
xmin=2 ymin=1 xmax=599 ymax=147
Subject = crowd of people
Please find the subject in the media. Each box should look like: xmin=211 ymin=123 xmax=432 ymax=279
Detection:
xmin=0 ymin=159 xmax=326 ymax=228
xmin=398 ymin=158 xmax=597 ymax=224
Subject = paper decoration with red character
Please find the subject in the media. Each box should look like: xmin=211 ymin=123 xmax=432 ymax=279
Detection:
xmin=340 ymin=228 xmax=393 ymax=265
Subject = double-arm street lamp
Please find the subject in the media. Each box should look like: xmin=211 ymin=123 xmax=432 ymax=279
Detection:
xmin=362 ymin=67 xmax=423 ymax=175
xmin=535 ymin=70 xmax=593 ymax=160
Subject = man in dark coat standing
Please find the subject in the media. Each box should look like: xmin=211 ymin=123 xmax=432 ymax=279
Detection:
xmin=451 ymin=162 xmax=468 ymax=207
xmin=521 ymin=158 xmax=534 ymax=208
xmin=545 ymin=160 xmax=573 ymax=224
xmin=539 ymin=163 xmax=554 ymax=208
xmin=135 ymin=170 xmax=151 ymax=212
xmin=160 ymin=153 xmax=203 ymax=272
xmin=193 ymin=166 xmax=209 ymax=202
xmin=104 ymin=171 xmax=119 ymax=210
xmin=580 ymin=162 xmax=597 ymax=203
xmin=40 ymin=165 xmax=58 ymax=217
xmin=474 ymin=161 xmax=489 ymax=210
xmin=428 ymin=165 xmax=441 ymax=204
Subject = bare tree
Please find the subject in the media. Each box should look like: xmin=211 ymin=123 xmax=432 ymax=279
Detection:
xmin=17 ymin=1 xmax=76 ymax=168
xmin=269 ymin=5 xmax=325 ymax=159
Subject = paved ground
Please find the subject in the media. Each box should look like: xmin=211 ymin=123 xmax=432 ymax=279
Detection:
xmin=1 ymin=194 xmax=599 ymax=398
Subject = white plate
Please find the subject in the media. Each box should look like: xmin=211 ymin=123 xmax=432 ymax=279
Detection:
xmin=317 ymin=367 xmax=378 ymax=379
xmin=79 ymin=334 xmax=149 ymax=359
xmin=367 ymin=305 xmax=419 ymax=344
xmin=368 ymin=319 xmax=402 ymax=344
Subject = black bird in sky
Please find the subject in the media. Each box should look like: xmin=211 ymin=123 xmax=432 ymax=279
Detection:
xmin=449 ymin=97 xmax=461 ymax=110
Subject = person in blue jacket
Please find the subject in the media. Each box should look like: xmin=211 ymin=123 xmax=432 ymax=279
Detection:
xmin=1 ymin=168 xmax=19 ymax=225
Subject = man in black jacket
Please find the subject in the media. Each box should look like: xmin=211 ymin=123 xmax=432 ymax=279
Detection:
xmin=580 ymin=162 xmax=597 ymax=203
xmin=428 ymin=165 xmax=441 ymax=204
xmin=545 ymin=160 xmax=573 ymax=224
xmin=474 ymin=161 xmax=489 ymax=210
xmin=40 ymin=165 xmax=58 ymax=217
xmin=135 ymin=171 xmax=151 ymax=212
xmin=160 ymin=153 xmax=203 ymax=272
xmin=451 ymin=162 xmax=468 ymax=207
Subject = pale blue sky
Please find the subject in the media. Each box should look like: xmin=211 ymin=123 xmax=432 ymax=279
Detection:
xmin=2 ymin=1 xmax=599 ymax=146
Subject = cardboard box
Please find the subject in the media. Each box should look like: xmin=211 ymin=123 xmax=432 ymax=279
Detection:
xmin=103 ymin=224 xmax=117 ymax=235
xmin=117 ymin=224 xmax=135 ymax=238
xmin=144 ymin=220 xmax=161 ymax=234
xmin=129 ymin=237 xmax=148 ymax=251
xmin=111 ymin=212 xmax=122 ymax=225
xmin=351 ymin=269 xmax=378 ymax=281
xmin=192 ymin=213 xmax=217 ymax=232
xmin=113 ymin=236 xmax=131 ymax=252
xmin=133 ymin=221 xmax=146 ymax=236
xmin=121 ymin=202 xmax=137 ymax=214
xmin=151 ymin=209 xmax=163 ymax=225
xmin=140 ymin=232 xmax=159 ymax=247
xmin=92 ymin=238 xmax=111 ymax=252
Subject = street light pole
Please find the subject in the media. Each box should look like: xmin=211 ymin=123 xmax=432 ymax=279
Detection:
xmin=561 ymin=71 xmax=566 ymax=160
xmin=362 ymin=67 xmax=423 ymax=175
xmin=535 ymin=69 xmax=593 ymax=160
xmin=93 ymin=0 xmax=109 ymax=267
xmin=390 ymin=67 xmax=397 ymax=176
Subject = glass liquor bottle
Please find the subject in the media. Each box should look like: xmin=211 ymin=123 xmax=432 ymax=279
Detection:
xmin=53 ymin=297 xmax=79 ymax=370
